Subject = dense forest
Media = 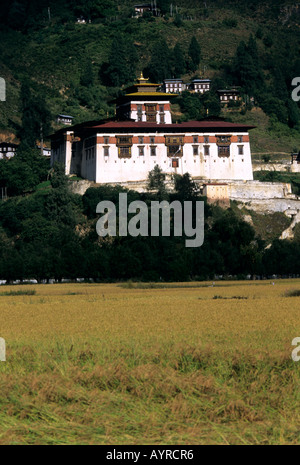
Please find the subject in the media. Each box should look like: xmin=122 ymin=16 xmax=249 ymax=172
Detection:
xmin=0 ymin=0 xmax=300 ymax=282
xmin=0 ymin=164 xmax=299 ymax=283
xmin=0 ymin=0 xmax=299 ymax=145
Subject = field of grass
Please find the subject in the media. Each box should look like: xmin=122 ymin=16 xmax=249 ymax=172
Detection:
xmin=0 ymin=280 xmax=299 ymax=445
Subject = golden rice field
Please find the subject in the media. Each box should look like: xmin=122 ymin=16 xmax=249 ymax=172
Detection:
xmin=0 ymin=280 xmax=299 ymax=445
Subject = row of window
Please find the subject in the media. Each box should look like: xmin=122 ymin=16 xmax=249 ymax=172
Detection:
xmin=136 ymin=104 xmax=165 ymax=113
xmin=103 ymin=145 xmax=244 ymax=157
xmin=101 ymin=135 xmax=244 ymax=145
xmin=137 ymin=114 xmax=165 ymax=123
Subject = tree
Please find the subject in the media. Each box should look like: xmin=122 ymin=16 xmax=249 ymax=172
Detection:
xmin=147 ymin=165 xmax=167 ymax=199
xmin=173 ymin=173 xmax=199 ymax=201
xmin=156 ymin=0 xmax=171 ymax=15
xmin=145 ymin=39 xmax=173 ymax=83
xmin=101 ymin=35 xmax=138 ymax=87
xmin=0 ymin=148 xmax=49 ymax=196
xmin=80 ymin=60 xmax=94 ymax=87
xmin=19 ymin=80 xmax=52 ymax=150
xmin=173 ymin=43 xmax=186 ymax=77
xmin=173 ymin=14 xmax=183 ymax=27
xmin=287 ymin=100 xmax=300 ymax=128
xmin=188 ymin=36 xmax=201 ymax=72
xmin=231 ymin=39 xmax=264 ymax=98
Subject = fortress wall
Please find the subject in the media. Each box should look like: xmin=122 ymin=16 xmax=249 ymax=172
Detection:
xmin=236 ymin=198 xmax=300 ymax=214
xmin=225 ymin=180 xmax=293 ymax=200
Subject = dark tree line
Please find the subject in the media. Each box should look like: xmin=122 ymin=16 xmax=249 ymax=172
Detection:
xmin=0 ymin=165 xmax=299 ymax=283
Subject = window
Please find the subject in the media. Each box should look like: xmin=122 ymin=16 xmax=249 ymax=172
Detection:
xmin=204 ymin=136 xmax=209 ymax=144
xmin=193 ymin=136 xmax=198 ymax=144
xmin=159 ymin=105 xmax=164 ymax=113
xmin=193 ymin=145 xmax=198 ymax=156
xmin=145 ymin=104 xmax=157 ymax=122
xmin=218 ymin=146 xmax=230 ymax=157
xmin=147 ymin=113 xmax=156 ymax=122
xmin=116 ymin=136 xmax=133 ymax=158
xmin=238 ymin=145 xmax=244 ymax=155
xmin=172 ymin=158 xmax=179 ymax=168
xmin=138 ymin=146 xmax=144 ymax=156
xmin=150 ymin=146 xmax=156 ymax=156
xmin=165 ymin=135 xmax=184 ymax=157
xmin=104 ymin=146 xmax=109 ymax=157
xmin=238 ymin=135 xmax=243 ymax=143
xmin=204 ymin=145 xmax=210 ymax=156
xmin=104 ymin=136 xmax=109 ymax=145
xmin=137 ymin=104 xmax=142 ymax=114
xmin=118 ymin=146 xmax=131 ymax=158
xmin=116 ymin=136 xmax=132 ymax=145
xmin=150 ymin=137 xmax=155 ymax=144
xmin=165 ymin=136 xmax=184 ymax=145
xmin=216 ymin=135 xmax=231 ymax=144
xmin=138 ymin=136 xmax=144 ymax=144
xmin=160 ymin=113 xmax=165 ymax=124
xmin=168 ymin=145 xmax=182 ymax=157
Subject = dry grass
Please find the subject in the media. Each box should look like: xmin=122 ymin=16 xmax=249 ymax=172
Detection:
xmin=0 ymin=280 xmax=299 ymax=444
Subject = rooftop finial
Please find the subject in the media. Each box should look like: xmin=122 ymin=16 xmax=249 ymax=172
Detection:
xmin=138 ymin=71 xmax=147 ymax=83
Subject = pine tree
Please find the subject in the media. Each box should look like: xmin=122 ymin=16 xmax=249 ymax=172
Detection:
xmin=19 ymin=80 xmax=52 ymax=150
xmin=173 ymin=43 xmax=186 ymax=77
xmin=104 ymin=35 xmax=139 ymax=87
xmin=146 ymin=40 xmax=173 ymax=83
xmin=188 ymin=36 xmax=201 ymax=72
xmin=232 ymin=40 xmax=264 ymax=98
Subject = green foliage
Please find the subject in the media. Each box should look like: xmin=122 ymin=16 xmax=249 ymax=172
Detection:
xmin=156 ymin=0 xmax=171 ymax=15
xmin=173 ymin=14 xmax=183 ymax=28
xmin=176 ymin=90 xmax=221 ymax=120
xmin=18 ymin=80 xmax=52 ymax=150
xmin=147 ymin=165 xmax=167 ymax=199
xmin=145 ymin=39 xmax=173 ymax=83
xmin=230 ymin=37 xmax=264 ymax=98
xmin=222 ymin=18 xmax=238 ymax=28
xmin=173 ymin=43 xmax=186 ymax=77
xmin=100 ymin=34 xmax=138 ymax=87
xmin=173 ymin=173 xmax=199 ymax=200
xmin=0 ymin=174 xmax=299 ymax=281
xmin=0 ymin=148 xmax=49 ymax=196
xmin=188 ymin=36 xmax=201 ymax=73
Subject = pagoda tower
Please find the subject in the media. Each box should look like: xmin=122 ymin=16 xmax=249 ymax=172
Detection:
xmin=115 ymin=72 xmax=174 ymax=124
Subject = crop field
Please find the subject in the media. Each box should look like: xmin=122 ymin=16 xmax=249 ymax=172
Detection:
xmin=0 ymin=280 xmax=299 ymax=445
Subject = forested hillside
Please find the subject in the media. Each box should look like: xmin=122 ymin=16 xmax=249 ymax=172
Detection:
xmin=0 ymin=1 xmax=300 ymax=282
xmin=0 ymin=0 xmax=299 ymax=153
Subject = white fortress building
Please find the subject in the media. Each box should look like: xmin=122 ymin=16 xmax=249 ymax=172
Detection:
xmin=50 ymin=74 xmax=255 ymax=184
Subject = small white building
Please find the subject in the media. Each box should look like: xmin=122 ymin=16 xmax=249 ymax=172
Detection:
xmin=190 ymin=79 xmax=211 ymax=94
xmin=57 ymin=114 xmax=74 ymax=126
xmin=217 ymin=88 xmax=241 ymax=104
xmin=0 ymin=142 xmax=18 ymax=159
xmin=291 ymin=151 xmax=300 ymax=173
xmin=163 ymin=79 xmax=185 ymax=94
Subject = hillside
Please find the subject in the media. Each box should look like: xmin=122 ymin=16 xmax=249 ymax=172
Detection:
xmin=0 ymin=0 xmax=299 ymax=156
